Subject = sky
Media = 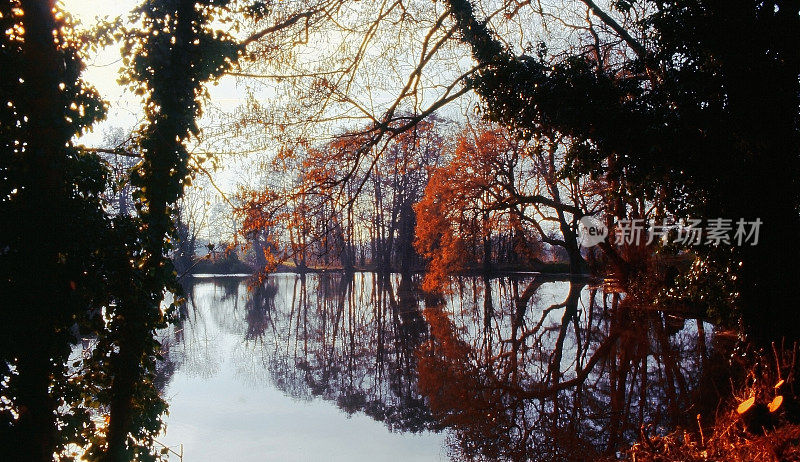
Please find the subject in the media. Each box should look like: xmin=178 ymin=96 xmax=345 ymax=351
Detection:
xmin=61 ymin=0 xmax=141 ymax=145
xmin=60 ymin=0 xmax=259 ymax=243
xmin=61 ymin=0 xmax=246 ymax=148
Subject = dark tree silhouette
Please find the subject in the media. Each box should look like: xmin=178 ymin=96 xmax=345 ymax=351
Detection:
xmin=0 ymin=1 xmax=109 ymax=459
xmin=444 ymin=0 xmax=800 ymax=342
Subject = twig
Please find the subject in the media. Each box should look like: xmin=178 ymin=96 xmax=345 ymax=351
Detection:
xmin=697 ymin=413 xmax=705 ymax=447
xmin=773 ymin=341 xmax=783 ymax=381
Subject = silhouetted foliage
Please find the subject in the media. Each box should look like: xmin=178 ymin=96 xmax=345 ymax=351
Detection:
xmin=1 ymin=0 xmax=242 ymax=459
xmin=445 ymin=0 xmax=800 ymax=342
xmin=0 ymin=1 xmax=110 ymax=459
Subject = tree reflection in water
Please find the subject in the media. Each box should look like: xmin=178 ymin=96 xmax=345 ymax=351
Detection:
xmin=419 ymin=276 xmax=709 ymax=461
xmin=163 ymin=273 xmax=710 ymax=460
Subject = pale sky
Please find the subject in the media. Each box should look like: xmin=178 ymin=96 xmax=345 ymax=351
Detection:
xmin=60 ymin=0 xmax=258 ymax=243
xmin=61 ymin=0 xmax=247 ymax=148
xmin=61 ymin=0 xmax=141 ymax=145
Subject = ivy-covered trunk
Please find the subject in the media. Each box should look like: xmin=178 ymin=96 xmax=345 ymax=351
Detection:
xmin=100 ymin=0 xmax=241 ymax=459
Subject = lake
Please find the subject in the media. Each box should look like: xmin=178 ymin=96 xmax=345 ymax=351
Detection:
xmin=157 ymin=273 xmax=712 ymax=461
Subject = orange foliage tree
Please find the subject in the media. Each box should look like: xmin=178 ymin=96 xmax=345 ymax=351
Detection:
xmin=238 ymin=118 xmax=446 ymax=275
xmin=414 ymin=124 xmax=598 ymax=292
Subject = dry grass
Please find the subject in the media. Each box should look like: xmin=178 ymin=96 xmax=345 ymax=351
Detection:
xmin=624 ymin=416 xmax=800 ymax=461
xmin=622 ymin=342 xmax=800 ymax=462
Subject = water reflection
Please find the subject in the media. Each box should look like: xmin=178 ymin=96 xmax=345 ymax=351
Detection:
xmin=160 ymin=273 xmax=710 ymax=461
xmin=420 ymin=277 xmax=709 ymax=461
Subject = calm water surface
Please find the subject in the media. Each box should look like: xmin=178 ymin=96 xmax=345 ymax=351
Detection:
xmin=157 ymin=273 xmax=711 ymax=461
